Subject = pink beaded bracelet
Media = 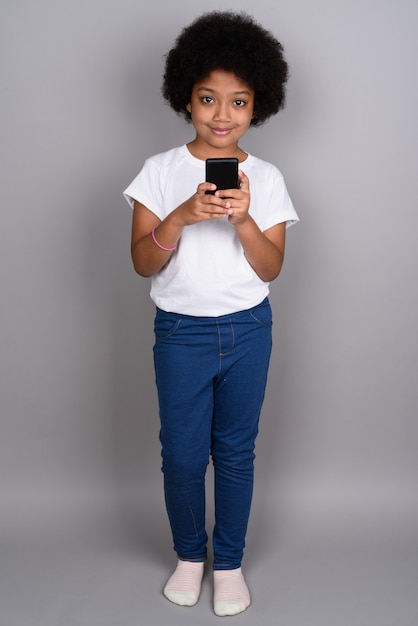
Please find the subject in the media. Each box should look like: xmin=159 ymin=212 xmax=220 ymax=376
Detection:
xmin=151 ymin=226 xmax=177 ymax=252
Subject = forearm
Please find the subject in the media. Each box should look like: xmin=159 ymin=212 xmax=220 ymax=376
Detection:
xmin=234 ymin=217 xmax=284 ymax=282
xmin=131 ymin=188 xmax=234 ymax=277
xmin=131 ymin=213 xmax=184 ymax=277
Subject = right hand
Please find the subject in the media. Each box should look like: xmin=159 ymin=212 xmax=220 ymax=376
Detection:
xmin=173 ymin=182 xmax=233 ymax=226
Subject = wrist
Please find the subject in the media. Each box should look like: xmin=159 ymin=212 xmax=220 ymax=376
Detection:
xmin=151 ymin=213 xmax=184 ymax=250
xmin=151 ymin=226 xmax=177 ymax=251
xmin=231 ymin=214 xmax=252 ymax=229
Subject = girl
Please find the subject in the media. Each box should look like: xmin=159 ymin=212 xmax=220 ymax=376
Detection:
xmin=124 ymin=11 xmax=299 ymax=616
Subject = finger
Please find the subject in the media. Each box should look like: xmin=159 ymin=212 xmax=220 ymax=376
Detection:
xmin=198 ymin=182 xmax=217 ymax=195
xmin=215 ymin=188 xmax=240 ymax=201
xmin=203 ymin=198 xmax=231 ymax=218
xmin=205 ymin=193 xmax=231 ymax=209
xmin=238 ymin=169 xmax=249 ymax=191
xmin=202 ymin=207 xmax=231 ymax=219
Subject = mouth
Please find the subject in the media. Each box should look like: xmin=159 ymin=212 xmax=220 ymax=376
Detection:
xmin=211 ymin=128 xmax=232 ymax=136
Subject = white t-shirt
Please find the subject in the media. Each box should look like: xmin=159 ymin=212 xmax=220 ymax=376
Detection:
xmin=123 ymin=144 xmax=299 ymax=316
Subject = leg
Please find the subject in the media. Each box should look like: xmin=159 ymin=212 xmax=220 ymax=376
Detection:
xmin=211 ymin=300 xmax=272 ymax=569
xmin=153 ymin=309 xmax=219 ymax=561
xmin=211 ymin=300 xmax=272 ymax=614
xmin=153 ymin=309 xmax=219 ymax=605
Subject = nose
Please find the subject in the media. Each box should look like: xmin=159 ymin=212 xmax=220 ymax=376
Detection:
xmin=213 ymin=101 xmax=230 ymax=122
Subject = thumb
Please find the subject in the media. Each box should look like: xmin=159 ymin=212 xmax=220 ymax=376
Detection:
xmin=238 ymin=169 xmax=249 ymax=191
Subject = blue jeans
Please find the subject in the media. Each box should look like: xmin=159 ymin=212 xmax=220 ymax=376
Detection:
xmin=153 ymin=298 xmax=272 ymax=570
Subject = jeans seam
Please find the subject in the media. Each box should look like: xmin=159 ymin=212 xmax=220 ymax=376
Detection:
xmin=216 ymin=321 xmax=222 ymax=375
xmin=155 ymin=317 xmax=182 ymax=339
xmin=218 ymin=320 xmax=235 ymax=356
xmin=249 ymin=311 xmax=271 ymax=328
xmin=188 ymin=504 xmax=199 ymax=539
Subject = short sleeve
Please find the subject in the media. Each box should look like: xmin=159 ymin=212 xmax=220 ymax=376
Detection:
xmin=249 ymin=162 xmax=299 ymax=232
xmin=123 ymin=158 xmax=164 ymax=220
xmin=266 ymin=171 xmax=299 ymax=230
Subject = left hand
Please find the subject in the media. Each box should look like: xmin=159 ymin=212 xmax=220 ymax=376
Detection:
xmin=214 ymin=170 xmax=250 ymax=226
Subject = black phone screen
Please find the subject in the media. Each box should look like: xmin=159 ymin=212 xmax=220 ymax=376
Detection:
xmin=205 ymin=158 xmax=239 ymax=194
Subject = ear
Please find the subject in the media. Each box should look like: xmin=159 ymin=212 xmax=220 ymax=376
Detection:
xmin=186 ymin=102 xmax=192 ymax=113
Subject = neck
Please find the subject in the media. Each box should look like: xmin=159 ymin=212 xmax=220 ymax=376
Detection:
xmin=186 ymin=140 xmax=248 ymax=163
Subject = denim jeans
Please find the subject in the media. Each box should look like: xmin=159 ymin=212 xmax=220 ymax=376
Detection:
xmin=153 ymin=297 xmax=272 ymax=570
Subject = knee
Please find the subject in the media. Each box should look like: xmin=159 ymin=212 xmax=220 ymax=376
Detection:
xmin=211 ymin=445 xmax=255 ymax=473
xmin=162 ymin=451 xmax=209 ymax=483
xmin=211 ymin=423 xmax=258 ymax=469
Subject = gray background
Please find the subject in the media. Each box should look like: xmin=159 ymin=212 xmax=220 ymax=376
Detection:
xmin=1 ymin=0 xmax=417 ymax=624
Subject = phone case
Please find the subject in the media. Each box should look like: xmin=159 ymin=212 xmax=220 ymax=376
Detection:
xmin=205 ymin=158 xmax=239 ymax=194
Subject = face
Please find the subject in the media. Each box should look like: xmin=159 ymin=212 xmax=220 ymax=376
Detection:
xmin=186 ymin=70 xmax=255 ymax=157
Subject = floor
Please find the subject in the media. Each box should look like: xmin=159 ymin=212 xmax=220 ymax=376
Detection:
xmin=1 ymin=495 xmax=417 ymax=626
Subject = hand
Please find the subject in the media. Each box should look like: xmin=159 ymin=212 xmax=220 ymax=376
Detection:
xmin=174 ymin=182 xmax=233 ymax=226
xmin=214 ymin=170 xmax=251 ymax=226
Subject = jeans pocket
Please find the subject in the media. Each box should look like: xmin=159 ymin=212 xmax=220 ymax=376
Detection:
xmin=154 ymin=309 xmax=182 ymax=339
xmin=249 ymin=299 xmax=273 ymax=328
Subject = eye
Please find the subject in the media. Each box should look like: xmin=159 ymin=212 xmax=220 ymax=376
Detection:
xmin=234 ymin=99 xmax=246 ymax=107
xmin=202 ymin=96 xmax=214 ymax=104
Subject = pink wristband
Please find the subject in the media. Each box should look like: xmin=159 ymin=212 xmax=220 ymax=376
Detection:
xmin=151 ymin=226 xmax=177 ymax=251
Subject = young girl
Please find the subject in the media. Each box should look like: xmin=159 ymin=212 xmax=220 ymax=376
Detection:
xmin=124 ymin=11 xmax=299 ymax=616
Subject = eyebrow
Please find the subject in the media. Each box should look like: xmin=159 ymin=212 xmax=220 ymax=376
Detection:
xmin=196 ymin=87 xmax=252 ymax=96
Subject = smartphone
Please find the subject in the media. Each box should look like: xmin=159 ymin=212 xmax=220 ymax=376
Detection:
xmin=205 ymin=158 xmax=239 ymax=194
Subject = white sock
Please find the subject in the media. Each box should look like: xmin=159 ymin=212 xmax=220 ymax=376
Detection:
xmin=213 ymin=567 xmax=251 ymax=616
xmin=163 ymin=559 xmax=204 ymax=607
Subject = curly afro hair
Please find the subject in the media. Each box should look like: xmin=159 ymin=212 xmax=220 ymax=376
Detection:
xmin=162 ymin=11 xmax=289 ymax=127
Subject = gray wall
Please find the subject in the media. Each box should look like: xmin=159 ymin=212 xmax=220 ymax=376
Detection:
xmin=1 ymin=0 xmax=417 ymax=541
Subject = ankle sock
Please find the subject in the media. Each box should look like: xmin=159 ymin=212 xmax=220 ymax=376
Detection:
xmin=213 ymin=567 xmax=251 ymax=616
xmin=163 ymin=559 xmax=204 ymax=607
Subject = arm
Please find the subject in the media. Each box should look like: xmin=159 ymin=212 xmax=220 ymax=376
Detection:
xmin=131 ymin=182 xmax=232 ymax=277
xmin=130 ymin=202 xmax=181 ymax=277
xmin=216 ymin=170 xmax=286 ymax=282
xmin=234 ymin=219 xmax=285 ymax=282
